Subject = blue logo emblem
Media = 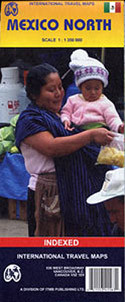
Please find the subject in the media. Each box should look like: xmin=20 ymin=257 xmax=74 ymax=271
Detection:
xmin=5 ymin=2 xmax=18 ymax=16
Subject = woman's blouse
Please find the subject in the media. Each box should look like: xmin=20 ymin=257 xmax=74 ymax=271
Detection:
xmin=21 ymin=142 xmax=55 ymax=191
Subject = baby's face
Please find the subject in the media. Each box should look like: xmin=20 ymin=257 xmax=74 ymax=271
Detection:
xmin=80 ymin=79 xmax=103 ymax=102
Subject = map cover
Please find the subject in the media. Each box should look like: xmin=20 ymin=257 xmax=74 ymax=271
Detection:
xmin=0 ymin=1 xmax=124 ymax=302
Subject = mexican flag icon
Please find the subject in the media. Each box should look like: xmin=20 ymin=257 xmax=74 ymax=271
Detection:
xmin=104 ymin=2 xmax=121 ymax=13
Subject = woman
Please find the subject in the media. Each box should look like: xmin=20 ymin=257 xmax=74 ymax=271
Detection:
xmin=16 ymin=63 xmax=114 ymax=237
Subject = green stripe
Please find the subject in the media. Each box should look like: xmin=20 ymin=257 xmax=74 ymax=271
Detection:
xmin=72 ymin=122 xmax=107 ymax=130
xmin=104 ymin=2 xmax=110 ymax=13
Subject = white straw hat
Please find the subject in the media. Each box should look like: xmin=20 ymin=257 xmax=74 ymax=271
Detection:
xmin=87 ymin=168 xmax=124 ymax=205
xmin=69 ymin=49 xmax=109 ymax=88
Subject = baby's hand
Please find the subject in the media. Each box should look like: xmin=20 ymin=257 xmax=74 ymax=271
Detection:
xmin=118 ymin=123 xmax=124 ymax=134
xmin=64 ymin=120 xmax=74 ymax=131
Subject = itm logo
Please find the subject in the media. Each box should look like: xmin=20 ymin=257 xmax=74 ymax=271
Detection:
xmin=5 ymin=2 xmax=18 ymax=17
xmin=3 ymin=264 xmax=21 ymax=282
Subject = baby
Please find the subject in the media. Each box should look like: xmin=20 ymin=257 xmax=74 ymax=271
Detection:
xmin=61 ymin=49 xmax=124 ymax=133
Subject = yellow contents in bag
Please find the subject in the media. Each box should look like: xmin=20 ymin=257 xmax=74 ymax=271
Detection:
xmin=97 ymin=147 xmax=124 ymax=167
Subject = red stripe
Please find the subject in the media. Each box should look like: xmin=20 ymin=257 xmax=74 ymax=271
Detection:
xmin=0 ymin=237 xmax=124 ymax=247
xmin=115 ymin=2 xmax=121 ymax=13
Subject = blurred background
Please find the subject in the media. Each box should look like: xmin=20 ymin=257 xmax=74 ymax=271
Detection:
xmin=0 ymin=47 xmax=124 ymax=118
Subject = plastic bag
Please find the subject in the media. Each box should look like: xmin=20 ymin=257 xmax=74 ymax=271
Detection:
xmin=97 ymin=133 xmax=124 ymax=167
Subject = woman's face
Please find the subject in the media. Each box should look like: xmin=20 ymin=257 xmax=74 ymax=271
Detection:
xmin=35 ymin=72 xmax=64 ymax=113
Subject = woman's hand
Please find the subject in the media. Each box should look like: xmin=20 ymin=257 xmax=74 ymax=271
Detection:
xmin=90 ymin=128 xmax=114 ymax=146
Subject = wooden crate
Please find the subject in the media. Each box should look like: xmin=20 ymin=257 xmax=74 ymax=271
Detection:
xmin=8 ymin=199 xmax=27 ymax=221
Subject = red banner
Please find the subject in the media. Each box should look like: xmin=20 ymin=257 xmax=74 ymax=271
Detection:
xmin=0 ymin=237 xmax=124 ymax=247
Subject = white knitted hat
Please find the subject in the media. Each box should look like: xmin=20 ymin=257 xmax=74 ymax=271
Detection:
xmin=69 ymin=49 xmax=109 ymax=87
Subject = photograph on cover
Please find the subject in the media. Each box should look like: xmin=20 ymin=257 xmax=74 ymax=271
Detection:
xmin=0 ymin=47 xmax=124 ymax=237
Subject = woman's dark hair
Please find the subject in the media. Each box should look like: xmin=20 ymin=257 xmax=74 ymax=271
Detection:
xmin=26 ymin=63 xmax=58 ymax=102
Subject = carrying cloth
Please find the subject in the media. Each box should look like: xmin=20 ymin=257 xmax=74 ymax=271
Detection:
xmin=34 ymin=173 xmax=65 ymax=236
xmin=16 ymin=104 xmax=112 ymax=236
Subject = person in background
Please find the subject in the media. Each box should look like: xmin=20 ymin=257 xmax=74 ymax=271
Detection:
xmin=87 ymin=168 xmax=124 ymax=235
xmin=15 ymin=63 xmax=114 ymax=237
xmin=61 ymin=49 xmax=124 ymax=133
